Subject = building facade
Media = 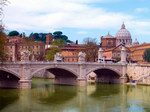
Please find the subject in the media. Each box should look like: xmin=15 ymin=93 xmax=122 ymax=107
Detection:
xmin=129 ymin=43 xmax=150 ymax=63
xmin=101 ymin=32 xmax=116 ymax=50
xmin=5 ymin=36 xmax=45 ymax=61
xmin=45 ymin=33 xmax=53 ymax=49
xmin=101 ymin=23 xmax=133 ymax=50
xmin=103 ymin=44 xmax=131 ymax=62
xmin=61 ymin=44 xmax=85 ymax=62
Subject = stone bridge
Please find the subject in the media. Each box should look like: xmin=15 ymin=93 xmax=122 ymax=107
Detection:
xmin=0 ymin=61 xmax=127 ymax=88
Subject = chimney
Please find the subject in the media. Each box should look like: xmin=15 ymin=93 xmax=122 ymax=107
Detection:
xmin=76 ymin=40 xmax=78 ymax=44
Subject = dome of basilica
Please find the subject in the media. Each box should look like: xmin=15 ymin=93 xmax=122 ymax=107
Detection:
xmin=115 ymin=23 xmax=132 ymax=46
xmin=116 ymin=23 xmax=131 ymax=39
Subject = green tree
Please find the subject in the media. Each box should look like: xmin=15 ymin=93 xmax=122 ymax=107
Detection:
xmin=53 ymin=31 xmax=63 ymax=38
xmin=143 ymin=48 xmax=150 ymax=62
xmin=83 ymin=37 xmax=98 ymax=62
xmin=8 ymin=30 xmax=20 ymax=36
xmin=45 ymin=39 xmax=65 ymax=61
xmin=0 ymin=26 xmax=7 ymax=62
xmin=0 ymin=0 xmax=9 ymax=62
xmin=29 ymin=33 xmax=48 ymax=43
xmin=45 ymin=47 xmax=60 ymax=61
xmin=53 ymin=31 xmax=73 ymax=43
xmin=52 ymin=39 xmax=65 ymax=47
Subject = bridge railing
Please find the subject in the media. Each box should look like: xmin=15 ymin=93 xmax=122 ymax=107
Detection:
xmin=1 ymin=61 xmax=126 ymax=66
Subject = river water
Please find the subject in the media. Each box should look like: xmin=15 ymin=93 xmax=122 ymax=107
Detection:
xmin=0 ymin=78 xmax=150 ymax=112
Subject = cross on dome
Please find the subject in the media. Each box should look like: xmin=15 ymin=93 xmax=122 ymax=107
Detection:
xmin=121 ymin=22 xmax=126 ymax=29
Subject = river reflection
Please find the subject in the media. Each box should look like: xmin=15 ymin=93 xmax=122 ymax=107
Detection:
xmin=0 ymin=79 xmax=150 ymax=112
xmin=0 ymin=89 xmax=19 ymax=110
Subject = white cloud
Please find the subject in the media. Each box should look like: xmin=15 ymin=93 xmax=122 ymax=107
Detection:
xmin=4 ymin=0 xmax=132 ymax=31
xmin=135 ymin=8 xmax=150 ymax=13
xmin=2 ymin=0 xmax=150 ymax=43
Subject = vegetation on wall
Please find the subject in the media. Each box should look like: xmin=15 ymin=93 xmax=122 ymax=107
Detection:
xmin=143 ymin=48 xmax=150 ymax=62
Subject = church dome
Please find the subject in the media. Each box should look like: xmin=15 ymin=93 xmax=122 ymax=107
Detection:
xmin=116 ymin=23 xmax=131 ymax=39
xmin=115 ymin=23 xmax=132 ymax=46
xmin=103 ymin=32 xmax=114 ymax=38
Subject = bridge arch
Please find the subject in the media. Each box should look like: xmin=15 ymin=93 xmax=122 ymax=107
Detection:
xmin=86 ymin=67 xmax=121 ymax=83
xmin=0 ymin=68 xmax=20 ymax=79
xmin=30 ymin=66 xmax=79 ymax=79
xmin=30 ymin=66 xmax=79 ymax=85
xmin=0 ymin=68 xmax=20 ymax=88
xmin=86 ymin=66 xmax=121 ymax=77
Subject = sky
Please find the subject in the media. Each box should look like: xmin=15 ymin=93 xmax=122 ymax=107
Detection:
xmin=2 ymin=0 xmax=150 ymax=44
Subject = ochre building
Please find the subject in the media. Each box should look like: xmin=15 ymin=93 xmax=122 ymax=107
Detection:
xmin=61 ymin=44 xmax=84 ymax=62
xmin=101 ymin=23 xmax=133 ymax=50
xmin=103 ymin=44 xmax=131 ymax=62
xmin=5 ymin=36 xmax=45 ymax=61
xmin=129 ymin=43 xmax=150 ymax=63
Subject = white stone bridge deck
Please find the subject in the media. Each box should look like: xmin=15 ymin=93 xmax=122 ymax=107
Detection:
xmin=0 ymin=61 xmax=127 ymax=88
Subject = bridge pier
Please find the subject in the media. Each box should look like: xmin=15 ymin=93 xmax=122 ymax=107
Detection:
xmin=77 ymin=78 xmax=87 ymax=86
xmin=120 ymin=63 xmax=127 ymax=84
xmin=19 ymin=80 xmax=32 ymax=89
xmin=120 ymin=77 xmax=127 ymax=84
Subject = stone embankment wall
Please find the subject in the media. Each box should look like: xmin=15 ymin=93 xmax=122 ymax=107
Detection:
xmin=127 ymin=64 xmax=150 ymax=85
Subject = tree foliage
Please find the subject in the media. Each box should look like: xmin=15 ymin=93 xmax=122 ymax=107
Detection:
xmin=53 ymin=31 xmax=73 ymax=43
xmin=0 ymin=26 xmax=7 ymax=62
xmin=29 ymin=31 xmax=73 ymax=44
xmin=45 ymin=47 xmax=60 ymax=61
xmin=53 ymin=31 xmax=63 ymax=38
xmin=29 ymin=33 xmax=47 ymax=43
xmin=45 ymin=39 xmax=65 ymax=61
xmin=83 ymin=37 xmax=98 ymax=62
xmin=52 ymin=39 xmax=65 ymax=48
xmin=143 ymin=48 xmax=150 ymax=62
xmin=0 ymin=0 xmax=9 ymax=19
xmin=8 ymin=30 xmax=20 ymax=36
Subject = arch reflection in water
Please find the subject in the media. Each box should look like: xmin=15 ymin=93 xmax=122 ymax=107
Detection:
xmin=38 ymin=85 xmax=77 ymax=105
xmin=1 ymin=79 xmax=150 ymax=112
xmin=0 ymin=89 xmax=19 ymax=111
xmin=47 ymin=68 xmax=78 ymax=85
xmin=32 ymin=78 xmax=77 ymax=104
xmin=90 ymin=84 xmax=120 ymax=98
xmin=94 ymin=68 xmax=120 ymax=84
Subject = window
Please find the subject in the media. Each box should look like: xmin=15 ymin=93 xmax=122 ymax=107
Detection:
xmin=108 ymin=41 xmax=111 ymax=45
xmin=113 ymin=53 xmax=115 ymax=57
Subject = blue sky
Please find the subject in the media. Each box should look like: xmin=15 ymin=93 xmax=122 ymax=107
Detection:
xmin=3 ymin=0 xmax=150 ymax=44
